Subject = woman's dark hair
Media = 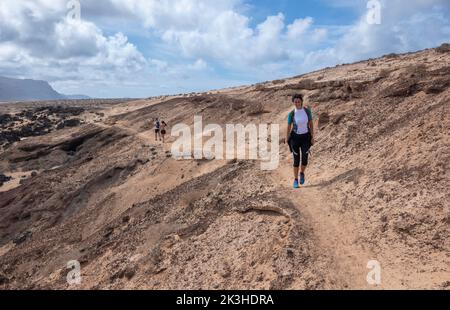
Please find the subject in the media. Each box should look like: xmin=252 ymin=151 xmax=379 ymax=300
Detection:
xmin=292 ymin=94 xmax=303 ymax=102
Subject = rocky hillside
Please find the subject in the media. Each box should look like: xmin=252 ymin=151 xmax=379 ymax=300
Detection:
xmin=0 ymin=45 xmax=449 ymax=289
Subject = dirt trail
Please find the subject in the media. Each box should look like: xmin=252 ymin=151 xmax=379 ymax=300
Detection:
xmin=1 ymin=46 xmax=449 ymax=289
xmin=272 ymin=165 xmax=376 ymax=289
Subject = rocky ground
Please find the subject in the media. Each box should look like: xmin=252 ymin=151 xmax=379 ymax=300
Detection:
xmin=0 ymin=45 xmax=449 ymax=289
xmin=0 ymin=99 xmax=136 ymax=150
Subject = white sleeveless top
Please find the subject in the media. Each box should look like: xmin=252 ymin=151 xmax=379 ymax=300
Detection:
xmin=292 ymin=108 xmax=309 ymax=135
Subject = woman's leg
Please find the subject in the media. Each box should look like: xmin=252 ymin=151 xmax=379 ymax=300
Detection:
xmin=294 ymin=166 xmax=299 ymax=179
xmin=299 ymin=134 xmax=312 ymax=174
xmin=291 ymin=136 xmax=301 ymax=179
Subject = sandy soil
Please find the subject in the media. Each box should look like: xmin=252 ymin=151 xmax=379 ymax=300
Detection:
xmin=0 ymin=46 xmax=449 ymax=289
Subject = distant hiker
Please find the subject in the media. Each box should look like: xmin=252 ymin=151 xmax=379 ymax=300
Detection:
xmin=154 ymin=118 xmax=161 ymax=141
xmin=160 ymin=121 xmax=167 ymax=143
xmin=286 ymin=94 xmax=315 ymax=189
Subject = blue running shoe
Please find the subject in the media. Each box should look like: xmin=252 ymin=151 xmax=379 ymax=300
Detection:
xmin=300 ymin=173 xmax=305 ymax=185
xmin=293 ymin=179 xmax=299 ymax=189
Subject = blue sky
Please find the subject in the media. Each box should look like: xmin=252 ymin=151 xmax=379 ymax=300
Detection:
xmin=246 ymin=0 xmax=360 ymax=26
xmin=0 ymin=0 xmax=449 ymax=98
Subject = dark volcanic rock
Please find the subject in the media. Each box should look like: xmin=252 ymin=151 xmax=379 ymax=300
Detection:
xmin=0 ymin=173 xmax=12 ymax=186
xmin=0 ymin=106 xmax=85 ymax=148
xmin=0 ymin=114 xmax=14 ymax=126
xmin=56 ymin=119 xmax=81 ymax=129
xmin=13 ymin=231 xmax=32 ymax=245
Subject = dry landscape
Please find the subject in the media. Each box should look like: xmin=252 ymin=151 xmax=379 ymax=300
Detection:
xmin=0 ymin=45 xmax=449 ymax=289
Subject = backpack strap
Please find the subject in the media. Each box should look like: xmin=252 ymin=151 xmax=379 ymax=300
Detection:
xmin=289 ymin=107 xmax=313 ymax=134
xmin=289 ymin=110 xmax=295 ymax=123
xmin=288 ymin=110 xmax=297 ymax=133
xmin=304 ymin=107 xmax=313 ymax=123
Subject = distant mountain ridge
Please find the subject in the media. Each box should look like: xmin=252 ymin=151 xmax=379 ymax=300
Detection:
xmin=65 ymin=94 xmax=91 ymax=100
xmin=0 ymin=76 xmax=90 ymax=101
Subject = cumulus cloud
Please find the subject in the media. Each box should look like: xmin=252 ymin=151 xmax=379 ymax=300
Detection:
xmin=0 ymin=0 xmax=147 ymax=94
xmin=287 ymin=17 xmax=314 ymax=39
xmin=154 ymin=9 xmax=329 ymax=79
xmin=319 ymin=0 xmax=450 ymax=66
xmin=279 ymin=0 xmax=450 ymax=75
xmin=0 ymin=0 xmax=448 ymax=97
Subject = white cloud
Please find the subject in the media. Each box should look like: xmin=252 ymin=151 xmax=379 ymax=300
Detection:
xmin=287 ymin=17 xmax=314 ymax=39
xmin=149 ymin=59 xmax=169 ymax=72
xmin=156 ymin=10 xmax=328 ymax=74
xmin=0 ymin=0 xmax=448 ymax=98
xmin=330 ymin=0 xmax=450 ymax=63
xmin=189 ymin=59 xmax=208 ymax=71
xmin=0 ymin=0 xmax=147 ymax=95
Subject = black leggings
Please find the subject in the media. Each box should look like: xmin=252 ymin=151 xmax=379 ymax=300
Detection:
xmin=289 ymin=132 xmax=311 ymax=168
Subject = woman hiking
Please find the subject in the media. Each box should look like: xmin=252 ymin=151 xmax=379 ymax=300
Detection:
xmin=160 ymin=121 xmax=167 ymax=143
xmin=154 ymin=118 xmax=161 ymax=142
xmin=286 ymin=94 xmax=315 ymax=189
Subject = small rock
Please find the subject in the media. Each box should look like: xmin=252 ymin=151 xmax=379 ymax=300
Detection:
xmin=219 ymin=263 xmax=231 ymax=278
xmin=286 ymin=248 xmax=295 ymax=258
xmin=124 ymin=267 xmax=136 ymax=280
xmin=256 ymin=273 xmax=264 ymax=282
xmin=103 ymin=227 xmax=114 ymax=238
xmin=440 ymin=281 xmax=450 ymax=288
xmin=13 ymin=231 xmax=32 ymax=245
xmin=0 ymin=173 xmax=12 ymax=186
xmin=0 ymin=274 xmax=9 ymax=285
xmin=432 ymin=232 xmax=440 ymax=241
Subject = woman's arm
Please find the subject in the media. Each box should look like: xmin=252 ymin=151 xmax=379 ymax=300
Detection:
xmin=286 ymin=123 xmax=292 ymax=143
